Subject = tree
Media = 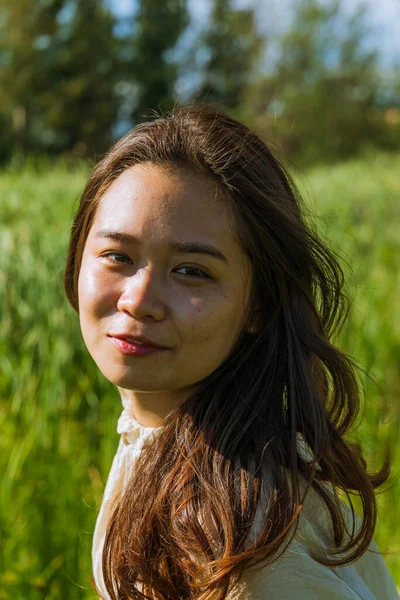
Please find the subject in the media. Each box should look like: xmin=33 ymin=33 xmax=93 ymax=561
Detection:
xmin=0 ymin=0 xmax=68 ymax=159
xmin=245 ymin=0 xmax=390 ymax=165
xmin=195 ymin=0 xmax=261 ymax=113
xmin=130 ymin=0 xmax=189 ymax=123
xmin=0 ymin=0 xmax=120 ymax=161
xmin=44 ymin=0 xmax=120 ymax=157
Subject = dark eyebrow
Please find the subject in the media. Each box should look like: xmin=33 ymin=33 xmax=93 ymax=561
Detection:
xmin=95 ymin=229 xmax=229 ymax=264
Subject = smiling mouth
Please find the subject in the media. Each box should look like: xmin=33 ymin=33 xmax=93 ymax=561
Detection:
xmin=109 ymin=336 xmax=168 ymax=356
xmin=109 ymin=334 xmax=167 ymax=349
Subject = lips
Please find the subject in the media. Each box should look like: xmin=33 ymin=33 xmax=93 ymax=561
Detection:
xmin=109 ymin=336 xmax=168 ymax=357
xmin=109 ymin=334 xmax=167 ymax=349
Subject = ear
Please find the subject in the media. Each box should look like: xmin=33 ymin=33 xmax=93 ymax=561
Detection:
xmin=246 ymin=310 xmax=260 ymax=335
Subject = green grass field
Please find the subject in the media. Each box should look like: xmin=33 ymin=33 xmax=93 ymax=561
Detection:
xmin=1 ymin=153 xmax=399 ymax=598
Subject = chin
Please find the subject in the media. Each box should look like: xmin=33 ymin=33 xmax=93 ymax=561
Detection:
xmin=99 ymin=367 xmax=169 ymax=391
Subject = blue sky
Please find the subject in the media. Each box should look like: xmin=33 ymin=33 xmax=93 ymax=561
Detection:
xmin=112 ymin=0 xmax=400 ymax=67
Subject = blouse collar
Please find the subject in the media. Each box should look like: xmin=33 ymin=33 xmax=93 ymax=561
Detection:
xmin=116 ymin=403 xmax=162 ymax=446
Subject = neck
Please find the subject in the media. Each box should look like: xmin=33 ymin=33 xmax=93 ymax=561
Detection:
xmin=117 ymin=386 xmax=195 ymax=428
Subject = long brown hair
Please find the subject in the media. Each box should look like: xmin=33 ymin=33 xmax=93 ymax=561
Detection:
xmin=64 ymin=105 xmax=390 ymax=599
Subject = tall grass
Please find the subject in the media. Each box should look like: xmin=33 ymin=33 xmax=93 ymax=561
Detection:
xmin=0 ymin=153 xmax=399 ymax=598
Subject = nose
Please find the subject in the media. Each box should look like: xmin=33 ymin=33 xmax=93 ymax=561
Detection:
xmin=117 ymin=268 xmax=166 ymax=321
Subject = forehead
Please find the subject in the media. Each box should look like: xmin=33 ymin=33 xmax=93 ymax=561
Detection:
xmin=91 ymin=163 xmax=237 ymax=243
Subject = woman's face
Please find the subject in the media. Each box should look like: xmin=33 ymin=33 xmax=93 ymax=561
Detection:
xmin=77 ymin=163 xmax=255 ymax=412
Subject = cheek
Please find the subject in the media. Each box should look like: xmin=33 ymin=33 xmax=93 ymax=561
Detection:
xmin=78 ymin=261 xmax=115 ymax=316
xmin=78 ymin=266 xmax=95 ymax=317
xmin=184 ymin=294 xmax=240 ymax=344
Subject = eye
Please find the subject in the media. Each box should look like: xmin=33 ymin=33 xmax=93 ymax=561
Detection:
xmin=175 ymin=266 xmax=210 ymax=279
xmin=101 ymin=253 xmax=210 ymax=279
xmin=102 ymin=252 xmax=132 ymax=264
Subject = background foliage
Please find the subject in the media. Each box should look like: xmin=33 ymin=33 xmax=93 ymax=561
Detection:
xmin=0 ymin=0 xmax=399 ymax=597
xmin=0 ymin=0 xmax=399 ymax=165
xmin=0 ymin=152 xmax=399 ymax=599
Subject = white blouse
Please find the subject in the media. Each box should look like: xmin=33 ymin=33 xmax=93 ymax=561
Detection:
xmin=92 ymin=400 xmax=161 ymax=599
xmin=92 ymin=402 xmax=399 ymax=600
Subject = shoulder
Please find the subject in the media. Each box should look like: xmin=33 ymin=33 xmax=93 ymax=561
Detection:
xmin=296 ymin=481 xmax=398 ymax=599
xmin=233 ymin=537 xmax=398 ymax=600
xmin=231 ymin=540 xmax=362 ymax=599
xmin=232 ymin=472 xmax=399 ymax=600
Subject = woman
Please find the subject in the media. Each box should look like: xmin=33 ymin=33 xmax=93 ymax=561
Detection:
xmin=64 ymin=106 xmax=398 ymax=599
